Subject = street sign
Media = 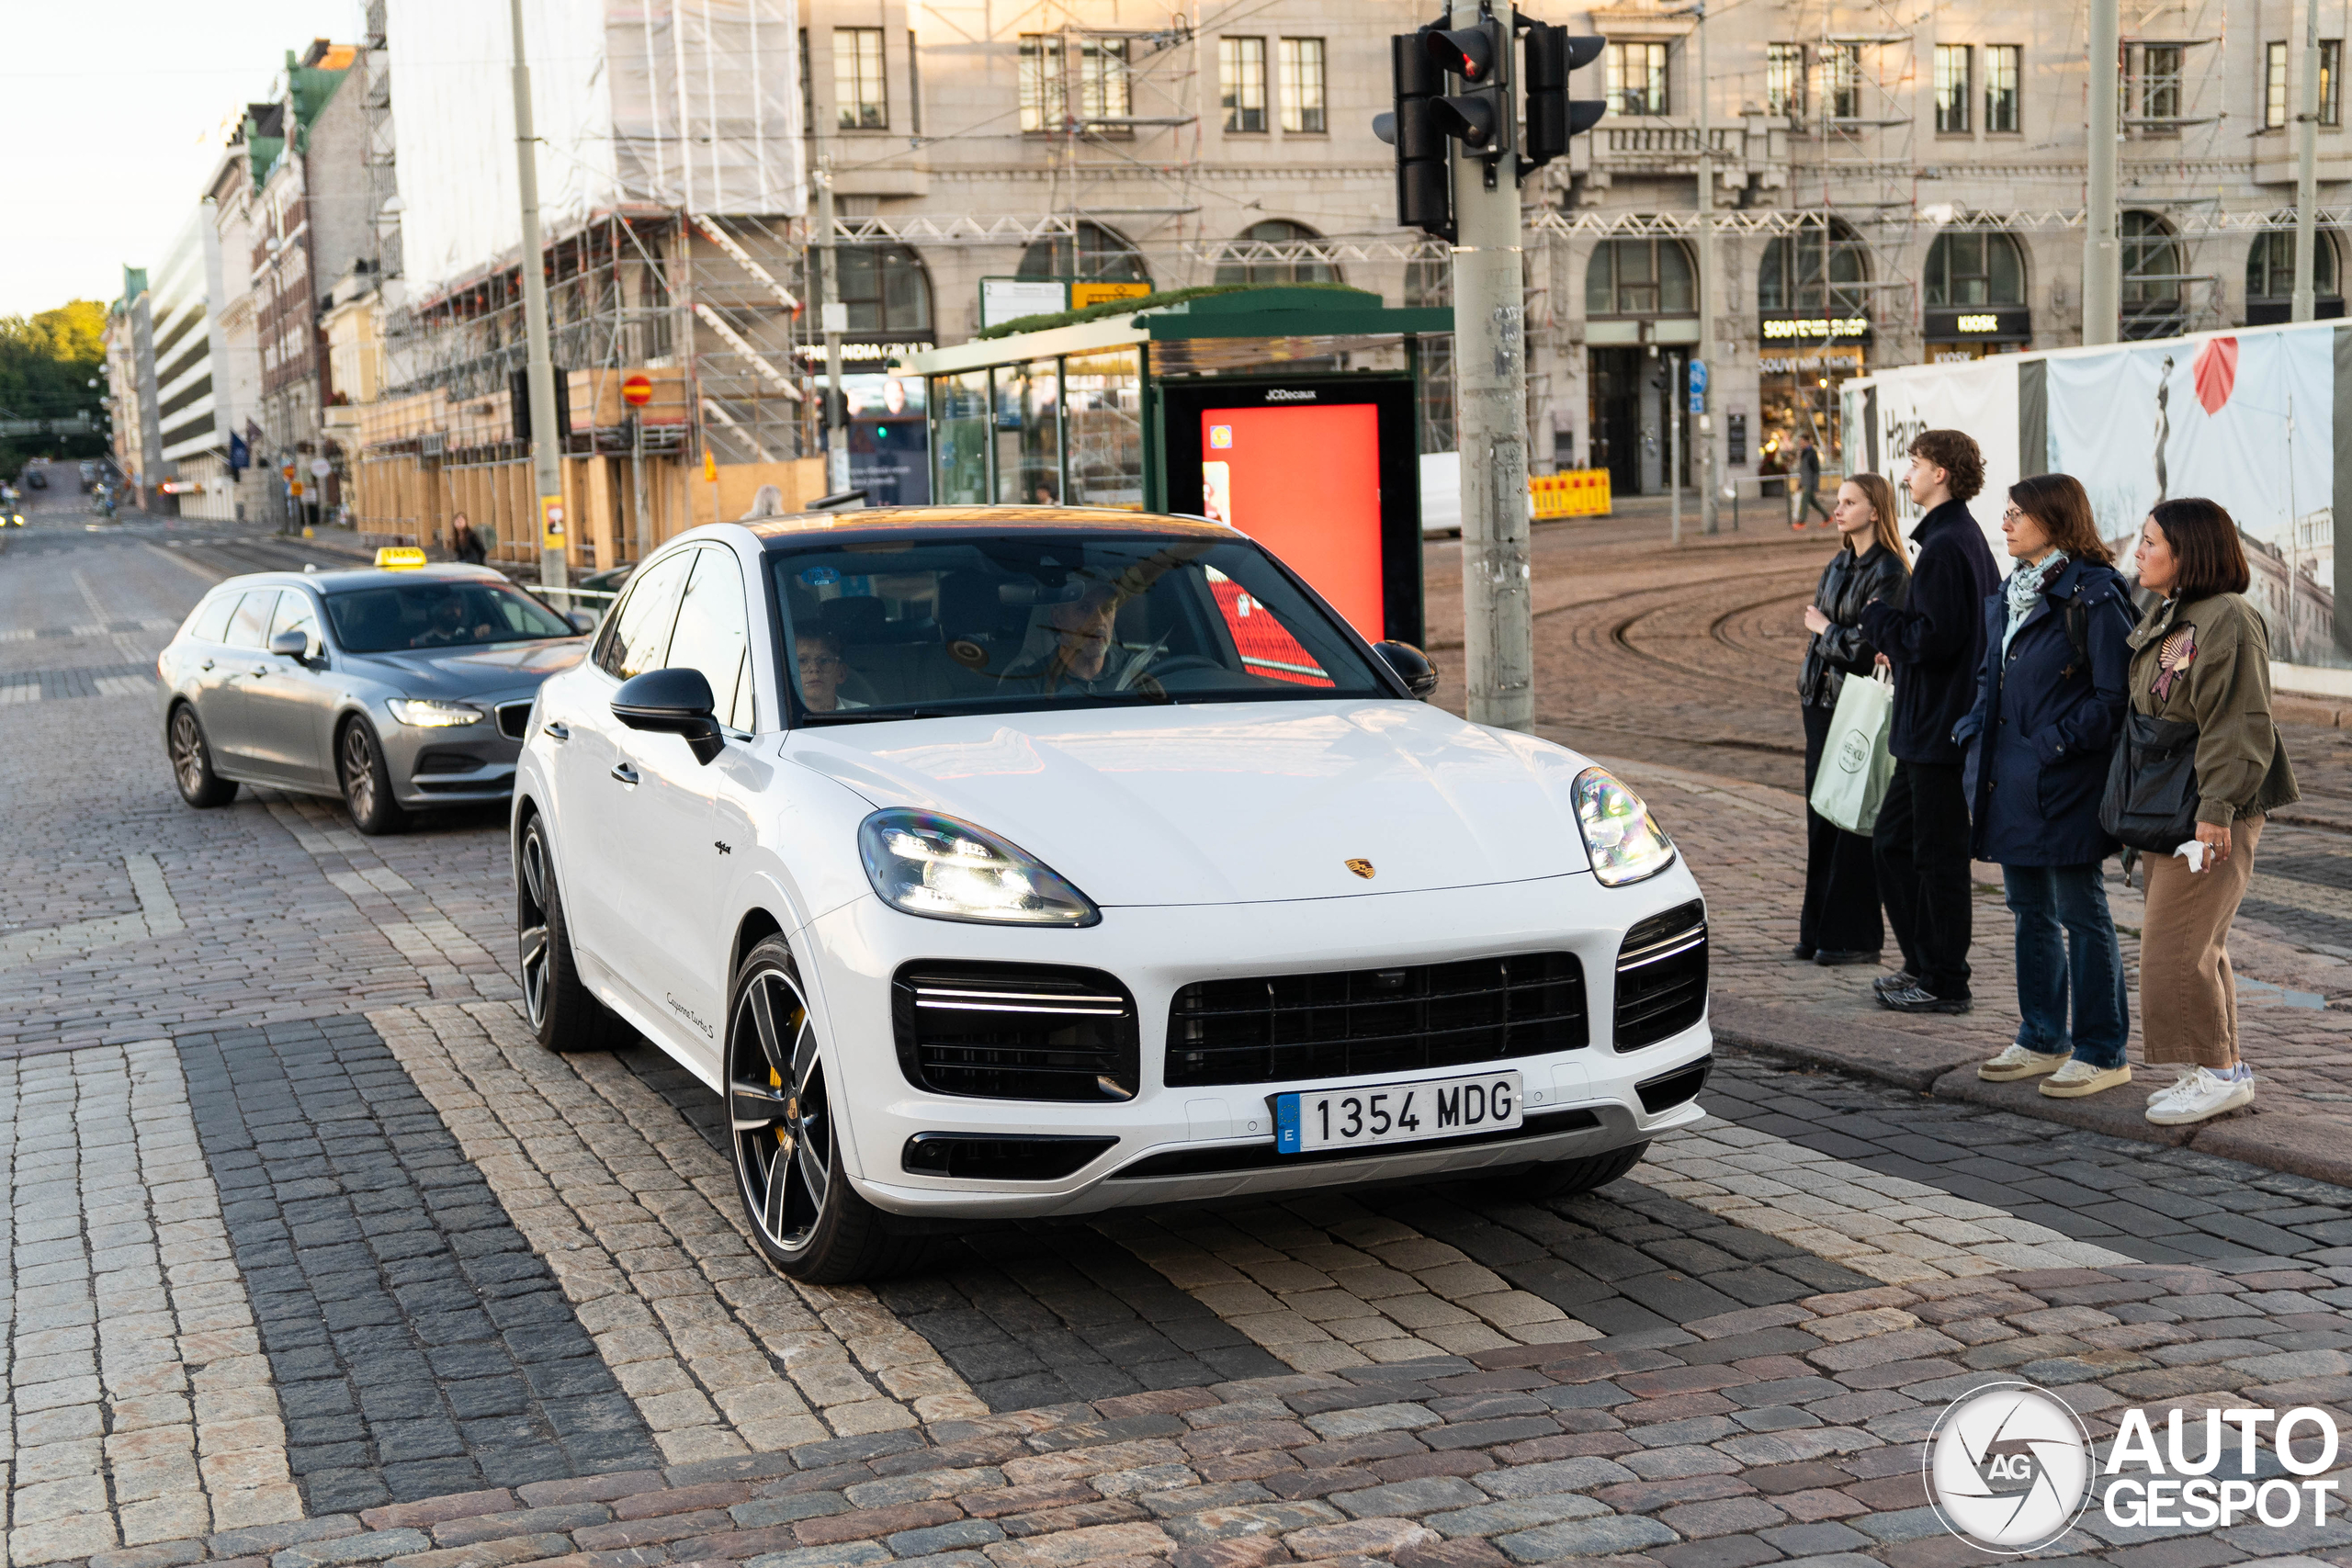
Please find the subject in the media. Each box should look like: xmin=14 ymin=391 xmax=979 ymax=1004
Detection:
xmin=1688 ymin=360 xmax=1708 ymax=415
xmin=540 ymin=495 xmax=567 ymax=552
xmin=309 ymin=458 xmax=331 ymax=479
xmin=1070 ymin=280 xmax=1152 ymax=310
xmin=622 ymin=373 xmax=652 ymax=407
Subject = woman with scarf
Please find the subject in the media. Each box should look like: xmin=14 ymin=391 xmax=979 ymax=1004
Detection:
xmin=1958 ymin=474 xmax=2141 ymax=1097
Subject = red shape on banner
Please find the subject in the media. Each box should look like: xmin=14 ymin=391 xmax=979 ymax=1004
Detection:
xmin=2193 ymin=337 xmax=2238 ymax=414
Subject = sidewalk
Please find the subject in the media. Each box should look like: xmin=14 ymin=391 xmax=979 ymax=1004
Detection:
xmin=1593 ymin=751 xmax=2352 ymax=1192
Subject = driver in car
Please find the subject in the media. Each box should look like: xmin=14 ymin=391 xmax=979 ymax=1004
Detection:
xmin=1006 ymin=585 xmax=1124 ymax=692
xmin=412 ymin=594 xmax=494 ymax=648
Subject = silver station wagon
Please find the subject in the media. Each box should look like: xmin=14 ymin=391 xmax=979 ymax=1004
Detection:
xmin=160 ymin=562 xmax=588 ymax=832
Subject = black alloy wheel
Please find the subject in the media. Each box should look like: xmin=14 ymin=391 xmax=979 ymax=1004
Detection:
xmin=338 ymin=719 xmax=406 ymax=835
xmin=167 ymin=705 xmax=238 ymax=807
xmin=727 ymin=937 xmax=922 ymax=1282
xmin=515 ymin=813 xmax=619 ymax=1052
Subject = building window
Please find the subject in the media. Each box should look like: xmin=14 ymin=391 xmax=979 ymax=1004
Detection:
xmin=2328 ymin=40 xmax=2344 ymax=124
xmin=2137 ymin=43 xmax=2182 ymax=128
xmin=1985 ymin=45 xmax=2020 ymax=131
xmin=2247 ymin=231 xmax=2340 ymax=299
xmin=834 ymin=28 xmax=886 ymax=130
xmin=1826 ymin=43 xmax=1862 ymax=118
xmin=2268 ymin=42 xmax=2290 ymax=130
xmin=1279 ymin=38 xmax=1326 ymax=133
xmin=1934 ymin=45 xmax=1972 ymax=132
xmin=799 ymin=29 xmax=812 ymax=134
xmin=910 ymin=29 xmax=922 ymax=135
xmin=833 ymin=245 xmax=932 ymax=334
xmin=1924 ymin=231 xmax=2025 ymax=306
xmin=1608 ymin=41 xmax=1668 ymax=116
xmin=2120 ymin=210 xmax=2185 ymax=336
xmin=1758 ymin=218 xmax=1871 ymax=313
xmin=1017 ymin=220 xmax=1151 ymax=284
xmin=1020 ymin=35 xmax=1131 ymax=132
xmin=1221 ymin=37 xmax=1267 ymax=132
xmin=1766 ymin=44 xmax=1805 ymax=117
xmin=1586 ymin=239 xmax=1696 ymax=316
xmin=1213 ymin=220 xmax=1340 ymax=286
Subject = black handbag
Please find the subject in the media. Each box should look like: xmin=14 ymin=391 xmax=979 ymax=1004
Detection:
xmin=2098 ymin=713 xmax=2201 ymax=852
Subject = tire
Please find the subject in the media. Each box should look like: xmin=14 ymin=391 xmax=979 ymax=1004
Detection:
xmin=1521 ymin=1140 xmax=1651 ymax=1199
xmin=338 ymin=717 xmax=408 ymax=836
xmin=727 ymin=937 xmax=927 ymax=1283
xmin=516 ymin=812 xmax=623 ymax=1053
xmin=167 ymin=704 xmax=238 ymax=807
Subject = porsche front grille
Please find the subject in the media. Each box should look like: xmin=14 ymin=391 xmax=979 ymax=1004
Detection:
xmin=1614 ymin=901 xmax=1708 ymax=1050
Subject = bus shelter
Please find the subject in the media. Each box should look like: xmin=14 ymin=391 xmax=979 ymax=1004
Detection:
xmin=899 ymin=286 xmax=1453 ymax=647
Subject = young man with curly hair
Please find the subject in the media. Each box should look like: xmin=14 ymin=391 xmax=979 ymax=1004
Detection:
xmin=1858 ymin=429 xmax=2001 ymax=1013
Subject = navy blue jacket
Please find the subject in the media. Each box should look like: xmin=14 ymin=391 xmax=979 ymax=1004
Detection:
xmin=1859 ymin=500 xmax=2000 ymax=766
xmin=1951 ymin=557 xmax=2138 ymax=865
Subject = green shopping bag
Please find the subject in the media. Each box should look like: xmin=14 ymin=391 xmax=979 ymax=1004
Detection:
xmin=1809 ymin=669 xmax=1896 ymax=834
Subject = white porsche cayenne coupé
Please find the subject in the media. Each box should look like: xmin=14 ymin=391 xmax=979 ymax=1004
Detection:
xmin=515 ymin=507 xmax=1712 ymax=1280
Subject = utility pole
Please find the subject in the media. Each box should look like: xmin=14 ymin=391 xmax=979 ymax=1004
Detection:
xmin=1695 ymin=3 xmax=1719 ymax=535
xmin=1447 ymin=2 xmax=1533 ymax=733
xmin=509 ymin=0 xmax=567 ymax=592
xmin=2294 ymin=0 xmax=2322 ymax=321
xmin=2084 ymin=0 xmax=2121 ymax=345
xmin=818 ymin=160 xmax=848 ymax=494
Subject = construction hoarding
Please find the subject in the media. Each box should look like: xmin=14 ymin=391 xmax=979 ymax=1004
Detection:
xmin=1847 ymin=320 xmax=2346 ymax=668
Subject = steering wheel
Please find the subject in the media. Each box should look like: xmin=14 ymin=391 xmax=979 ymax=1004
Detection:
xmin=1118 ymin=652 xmax=1226 ymax=691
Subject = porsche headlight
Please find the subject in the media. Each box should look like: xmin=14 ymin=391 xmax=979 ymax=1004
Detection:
xmin=388 ymin=698 xmax=484 ymax=728
xmin=858 ymin=809 xmax=1100 ymax=927
xmin=1573 ymin=767 xmax=1676 ymax=886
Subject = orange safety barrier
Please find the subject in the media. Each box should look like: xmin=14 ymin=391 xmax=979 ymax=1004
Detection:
xmin=1531 ymin=468 xmax=1611 ymax=519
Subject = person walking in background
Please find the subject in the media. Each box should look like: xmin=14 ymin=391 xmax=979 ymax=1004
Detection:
xmin=1957 ymin=475 xmax=2139 ymax=1096
xmin=450 ymin=513 xmax=487 ymax=564
xmin=1859 ymin=430 xmax=2000 ymax=1013
xmin=1795 ymin=472 xmax=1909 ymax=965
xmin=2129 ymin=500 xmax=2301 ymax=1124
xmin=1793 ymin=433 xmax=1833 ymax=528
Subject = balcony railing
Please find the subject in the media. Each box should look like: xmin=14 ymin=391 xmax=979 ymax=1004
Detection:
xmin=1600 ymin=126 xmax=1739 ymax=155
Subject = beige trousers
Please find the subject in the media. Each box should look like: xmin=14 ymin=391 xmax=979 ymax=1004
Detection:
xmin=2138 ymin=815 xmax=2263 ymax=1068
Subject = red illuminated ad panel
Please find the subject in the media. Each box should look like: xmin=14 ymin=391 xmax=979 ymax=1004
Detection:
xmin=1204 ymin=573 xmax=1334 ymax=687
xmin=1197 ymin=403 xmax=1385 ymax=641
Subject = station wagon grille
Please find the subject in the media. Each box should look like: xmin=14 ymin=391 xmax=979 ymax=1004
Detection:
xmin=495 ymin=701 xmax=534 ymax=740
xmin=1164 ymin=953 xmax=1588 ymax=1088
xmin=1614 ymin=901 xmax=1708 ymax=1050
xmin=891 ymin=963 xmax=1139 ymax=1101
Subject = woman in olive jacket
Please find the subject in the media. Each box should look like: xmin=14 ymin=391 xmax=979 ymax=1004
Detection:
xmin=1795 ymin=472 xmax=1909 ymax=964
xmin=2129 ymin=498 xmax=2301 ymax=1126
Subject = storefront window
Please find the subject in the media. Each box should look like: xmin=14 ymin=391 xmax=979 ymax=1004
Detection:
xmin=1062 ymin=349 xmax=1143 ymax=509
xmin=1758 ymin=346 xmax=1864 ymax=468
xmin=1758 ymin=219 xmax=1871 ymax=314
xmin=2120 ymin=210 xmax=2185 ymax=339
xmin=933 ymin=371 xmax=989 ymax=503
xmin=995 ymin=359 xmax=1061 ymax=505
xmin=2247 ymin=231 xmax=2339 ymax=302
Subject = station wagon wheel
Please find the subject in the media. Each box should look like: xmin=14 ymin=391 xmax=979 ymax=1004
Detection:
xmin=338 ymin=719 xmax=407 ymax=836
xmin=167 ymin=704 xmax=237 ymax=807
xmin=727 ymin=937 xmax=923 ymax=1283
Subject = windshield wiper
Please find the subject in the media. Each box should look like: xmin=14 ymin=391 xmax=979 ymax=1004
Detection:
xmin=798 ymin=707 xmax=962 ymax=723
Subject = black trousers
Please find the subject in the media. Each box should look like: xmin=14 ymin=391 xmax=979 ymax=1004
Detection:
xmin=1871 ymin=760 xmax=1974 ymax=998
xmin=1799 ymin=702 xmax=1884 ymax=954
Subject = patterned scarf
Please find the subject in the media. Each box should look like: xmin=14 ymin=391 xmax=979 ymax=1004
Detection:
xmin=2001 ymin=551 xmax=2069 ymax=660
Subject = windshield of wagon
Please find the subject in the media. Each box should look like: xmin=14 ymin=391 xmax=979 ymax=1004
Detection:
xmin=324 ymin=581 xmax=576 ymax=653
xmin=768 ymin=533 xmax=1390 ymax=721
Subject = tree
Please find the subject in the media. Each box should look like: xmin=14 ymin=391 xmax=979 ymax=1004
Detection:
xmin=0 ymin=299 xmax=109 ymax=470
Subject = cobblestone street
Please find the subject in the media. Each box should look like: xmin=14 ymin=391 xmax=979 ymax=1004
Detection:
xmin=2 ymin=498 xmax=2348 ymax=1568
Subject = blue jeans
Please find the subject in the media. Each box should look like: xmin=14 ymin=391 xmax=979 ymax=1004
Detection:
xmin=2002 ymin=863 xmax=2130 ymax=1067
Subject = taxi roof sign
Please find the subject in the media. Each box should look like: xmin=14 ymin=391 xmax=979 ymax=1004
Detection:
xmin=375 ymin=547 xmax=429 ymax=570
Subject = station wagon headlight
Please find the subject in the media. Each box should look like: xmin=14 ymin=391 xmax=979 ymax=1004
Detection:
xmin=388 ymin=698 xmax=484 ymax=728
xmin=858 ymin=808 xmax=1100 ymax=927
xmin=1573 ymin=767 xmax=1677 ymax=886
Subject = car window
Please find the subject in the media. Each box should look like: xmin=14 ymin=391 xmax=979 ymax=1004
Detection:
xmin=594 ymin=549 xmax=695 ymax=681
xmin=187 ymin=593 xmax=239 ymax=644
xmin=667 ymin=547 xmax=755 ymax=730
xmin=269 ymin=590 xmax=321 ymax=649
xmin=323 ymin=579 xmax=574 ymax=652
xmin=224 ymin=591 xmax=278 ymax=649
xmin=770 ymin=533 xmax=1388 ymax=722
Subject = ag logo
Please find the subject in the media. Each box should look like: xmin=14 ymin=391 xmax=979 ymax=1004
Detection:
xmin=1925 ymin=1382 xmax=2093 ymax=1553
xmin=1836 ymin=732 xmax=1870 ymax=773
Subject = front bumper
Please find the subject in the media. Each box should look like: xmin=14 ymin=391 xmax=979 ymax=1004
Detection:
xmin=381 ymin=693 xmax=534 ymax=805
xmin=804 ymin=864 xmax=1713 ymax=1219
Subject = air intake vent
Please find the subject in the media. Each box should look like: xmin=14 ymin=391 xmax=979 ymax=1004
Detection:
xmin=1614 ymin=900 xmax=1707 ymax=1051
xmin=891 ymin=963 xmax=1138 ymax=1101
xmin=1166 ymin=953 xmax=1587 ymax=1088
xmin=496 ymin=701 xmax=533 ymax=740
xmin=1636 ymin=1055 xmax=1712 ymax=1114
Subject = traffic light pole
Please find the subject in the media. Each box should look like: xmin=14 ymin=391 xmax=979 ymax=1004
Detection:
xmin=1448 ymin=4 xmax=1534 ymax=734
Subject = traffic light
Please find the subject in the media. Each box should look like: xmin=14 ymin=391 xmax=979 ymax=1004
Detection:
xmin=1424 ymin=17 xmax=1512 ymax=164
xmin=1521 ymin=20 xmax=1606 ymax=175
xmin=1374 ymin=28 xmax=1454 ymax=240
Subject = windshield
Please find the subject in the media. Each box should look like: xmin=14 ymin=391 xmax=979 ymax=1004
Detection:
xmin=325 ymin=580 xmax=575 ymax=653
xmin=770 ymin=533 xmax=1390 ymax=721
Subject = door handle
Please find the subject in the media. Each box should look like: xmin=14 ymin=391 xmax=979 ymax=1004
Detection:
xmin=198 ymin=659 xmax=214 ymax=671
xmin=542 ymin=721 xmax=571 ymax=741
xmin=610 ymin=761 xmax=639 ymax=785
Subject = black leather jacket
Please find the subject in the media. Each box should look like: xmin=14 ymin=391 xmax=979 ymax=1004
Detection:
xmin=1799 ymin=542 xmax=1908 ymax=708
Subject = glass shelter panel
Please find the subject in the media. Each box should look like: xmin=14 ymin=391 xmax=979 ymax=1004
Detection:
xmin=1063 ymin=350 xmax=1144 ymax=509
xmin=994 ymin=360 xmax=1063 ymax=505
xmin=933 ymin=371 xmax=991 ymax=504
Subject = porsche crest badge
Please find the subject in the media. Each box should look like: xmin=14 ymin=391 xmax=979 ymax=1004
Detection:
xmin=1345 ymin=858 xmax=1376 ymax=879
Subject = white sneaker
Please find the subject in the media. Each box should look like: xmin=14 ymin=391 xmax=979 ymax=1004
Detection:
xmin=1980 ymin=1044 xmax=2072 ymax=1082
xmin=2147 ymin=1068 xmax=2198 ymax=1105
xmin=2146 ymin=1067 xmax=2255 ymax=1125
xmin=2041 ymin=1060 xmax=2132 ymax=1099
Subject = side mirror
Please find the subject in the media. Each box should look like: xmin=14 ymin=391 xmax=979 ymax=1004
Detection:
xmin=613 ymin=667 xmax=726 ymax=764
xmin=1374 ymin=640 xmax=1441 ymax=698
xmin=567 ymin=610 xmax=596 ymax=634
xmin=268 ymin=629 xmax=311 ymax=659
